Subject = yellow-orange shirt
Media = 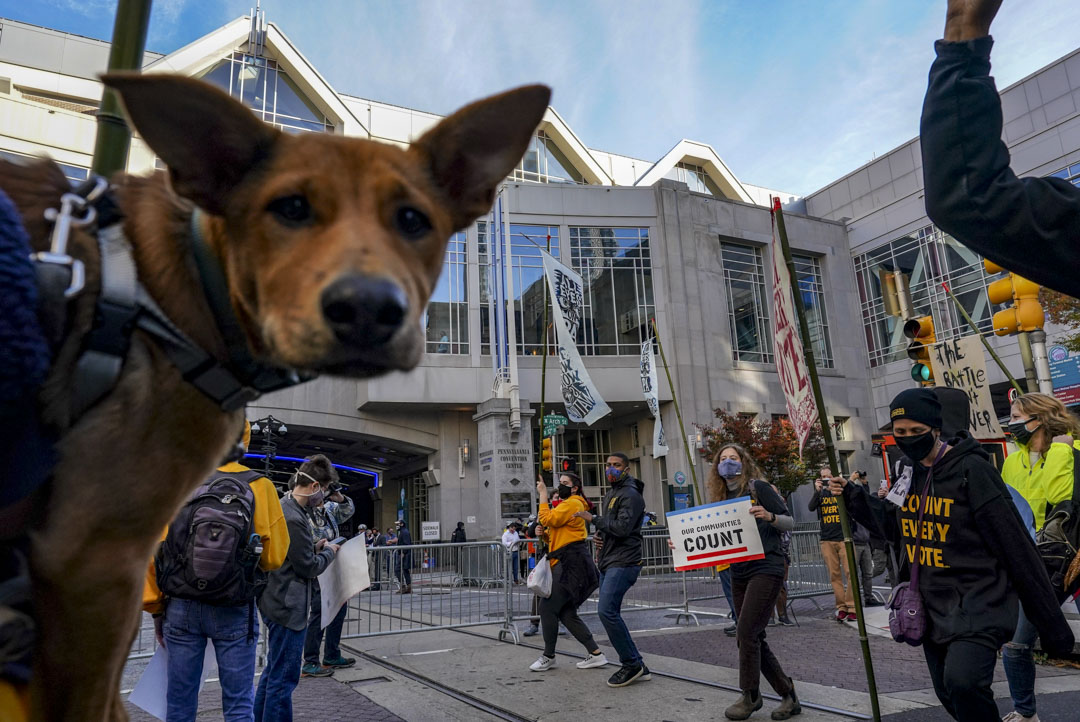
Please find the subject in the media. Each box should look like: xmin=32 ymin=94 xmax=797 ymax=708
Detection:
xmin=538 ymin=495 xmax=588 ymax=565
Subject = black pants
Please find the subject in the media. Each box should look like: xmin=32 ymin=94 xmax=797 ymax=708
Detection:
xmin=732 ymin=573 xmax=792 ymax=696
xmin=539 ymin=563 xmax=598 ymax=658
xmin=923 ymin=638 xmax=998 ymax=721
xmin=303 ymin=582 xmax=348 ymax=665
xmin=396 ymin=553 xmax=412 ymax=586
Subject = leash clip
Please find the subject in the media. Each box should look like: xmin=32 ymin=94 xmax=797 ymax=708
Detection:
xmin=35 ymin=177 xmax=107 ymax=298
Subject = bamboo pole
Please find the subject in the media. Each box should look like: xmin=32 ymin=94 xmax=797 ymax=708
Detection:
xmin=774 ymin=202 xmax=881 ymax=721
xmin=539 ymin=235 xmax=552 ymax=477
xmin=650 ymin=318 xmax=703 ymax=507
xmin=940 ymin=282 xmax=1024 ymax=395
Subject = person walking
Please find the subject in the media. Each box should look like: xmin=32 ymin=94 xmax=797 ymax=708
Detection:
xmin=528 ymin=472 xmax=608 ymax=672
xmin=254 ymin=464 xmax=340 ymax=722
xmin=832 ymin=388 xmax=1073 ymax=722
xmin=809 ymin=467 xmax=856 ymax=622
xmin=999 ymin=392 xmax=1080 ymax=722
xmin=572 ymin=452 xmax=650 ymax=688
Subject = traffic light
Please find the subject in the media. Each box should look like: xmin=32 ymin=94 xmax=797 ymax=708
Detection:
xmin=560 ymin=457 xmax=577 ymax=474
xmin=903 ymin=315 xmax=936 ymax=385
xmin=541 ymin=437 xmax=554 ymax=472
xmin=984 ymin=260 xmax=1043 ymax=336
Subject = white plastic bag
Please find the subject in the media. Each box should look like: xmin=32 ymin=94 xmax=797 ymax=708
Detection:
xmin=527 ymin=555 xmax=552 ymax=598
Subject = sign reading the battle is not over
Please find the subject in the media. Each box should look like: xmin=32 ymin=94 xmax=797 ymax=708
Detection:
xmin=666 ymin=498 xmax=764 ymax=572
xmin=928 ymin=336 xmax=1003 ymax=439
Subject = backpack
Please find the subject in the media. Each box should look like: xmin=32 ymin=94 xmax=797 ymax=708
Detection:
xmin=156 ymin=469 xmax=265 ymax=606
xmin=1035 ymin=449 xmax=1080 ymax=597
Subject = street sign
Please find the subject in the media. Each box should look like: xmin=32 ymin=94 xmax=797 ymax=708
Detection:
xmin=543 ymin=413 xmax=568 ymax=426
xmin=421 ymin=521 xmax=440 ymax=541
xmin=673 ymin=471 xmax=687 ymax=487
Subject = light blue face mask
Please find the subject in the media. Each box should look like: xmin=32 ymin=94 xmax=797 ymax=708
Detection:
xmin=717 ymin=459 xmax=742 ymax=479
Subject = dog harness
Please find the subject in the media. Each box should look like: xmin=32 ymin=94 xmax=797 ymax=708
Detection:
xmin=34 ymin=176 xmax=313 ymax=420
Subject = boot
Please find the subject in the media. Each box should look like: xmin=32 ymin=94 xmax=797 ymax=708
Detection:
xmin=724 ymin=690 xmax=762 ymax=720
xmin=771 ymin=679 xmax=801 ymax=720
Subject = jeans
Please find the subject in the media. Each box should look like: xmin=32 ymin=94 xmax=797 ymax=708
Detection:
xmin=597 ymin=565 xmax=643 ymax=667
xmin=1003 ymin=604 xmax=1040 ymax=717
xmin=164 ymin=598 xmax=256 ymax=722
xmin=539 ymin=563 xmax=599 ymax=658
xmin=854 ymin=543 xmax=874 ymax=600
xmin=303 ymin=582 xmax=348 ymax=665
xmin=718 ymin=567 xmax=737 ymax=621
xmin=923 ymin=638 xmax=998 ymax=721
xmin=253 ymin=619 xmax=305 ymax=722
xmin=732 ymin=573 xmax=793 ymax=696
xmin=511 ymin=550 xmax=520 ymax=582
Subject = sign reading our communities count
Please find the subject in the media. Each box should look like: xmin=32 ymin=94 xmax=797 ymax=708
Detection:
xmin=666 ymin=497 xmax=764 ymax=572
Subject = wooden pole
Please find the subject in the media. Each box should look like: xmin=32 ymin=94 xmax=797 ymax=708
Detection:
xmin=539 ymin=235 xmax=551 ymax=477
xmin=649 ymin=318 xmax=702 ymax=507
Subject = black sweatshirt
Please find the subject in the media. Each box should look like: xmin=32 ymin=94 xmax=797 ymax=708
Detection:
xmin=843 ymin=433 xmax=1073 ymax=654
xmin=732 ymin=480 xmax=789 ymax=581
xmin=593 ymin=475 xmax=646 ymax=571
xmin=921 ymin=37 xmax=1080 ymax=298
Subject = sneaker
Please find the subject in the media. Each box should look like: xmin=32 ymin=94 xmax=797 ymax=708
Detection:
xmin=322 ymin=655 xmax=356 ymax=668
xmin=768 ymin=617 xmax=777 ymax=627
xmin=1001 ymin=712 xmax=1039 ymax=722
xmin=639 ymin=663 xmax=652 ymax=681
xmin=530 ymin=654 xmax=556 ymax=672
xmin=724 ymin=623 xmax=738 ymax=637
xmin=577 ymin=652 xmax=609 ymax=669
xmin=607 ymin=664 xmax=647 ymax=687
xmin=846 ymin=612 xmax=858 ymax=623
xmin=836 ymin=610 xmax=848 ymax=622
xmin=777 ymin=616 xmax=795 ymax=627
xmin=301 ymin=663 xmax=333 ymax=677
xmin=522 ymin=624 xmax=540 ymax=637
xmin=864 ymin=598 xmax=884 ymax=607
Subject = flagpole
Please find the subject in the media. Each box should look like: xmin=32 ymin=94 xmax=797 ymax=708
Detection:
xmin=539 ymin=234 xmax=552 ymax=476
xmin=773 ymin=199 xmax=881 ymax=720
xmin=650 ymin=318 xmax=702 ymax=507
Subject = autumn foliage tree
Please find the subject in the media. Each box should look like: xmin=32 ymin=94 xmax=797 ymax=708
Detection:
xmin=1042 ymin=289 xmax=1080 ymax=352
xmin=697 ymin=410 xmax=826 ymax=499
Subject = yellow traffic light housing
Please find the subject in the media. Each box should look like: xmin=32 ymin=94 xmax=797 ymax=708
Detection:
xmin=983 ymin=259 xmax=1044 ymax=335
xmin=541 ymin=437 xmax=554 ymax=472
xmin=903 ymin=315 xmax=936 ymax=385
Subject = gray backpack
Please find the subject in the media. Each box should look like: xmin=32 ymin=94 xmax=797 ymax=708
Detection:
xmin=156 ymin=470 xmax=264 ymax=606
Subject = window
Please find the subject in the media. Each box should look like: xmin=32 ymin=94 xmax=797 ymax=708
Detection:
xmin=0 ymin=150 xmax=87 ymax=183
xmin=853 ymin=224 xmax=995 ymax=366
xmin=199 ymin=53 xmax=333 ymax=133
xmin=501 ymin=492 xmax=533 ymax=521
xmin=561 ymin=428 xmax=612 ymax=494
xmin=512 ymin=130 xmax=584 ymax=184
xmin=1049 ymin=163 xmax=1080 ymax=187
xmin=569 ymin=227 xmax=654 ymax=355
xmin=792 ymin=254 xmax=834 ymax=368
xmin=630 ymin=423 xmax=640 ymax=449
xmin=481 ymin=224 xmax=559 ymax=356
xmin=424 ymin=232 xmax=468 ymax=354
xmin=407 ymin=473 xmax=429 ymax=534
xmin=833 ymin=416 xmax=849 ymax=441
xmin=664 ymin=162 xmax=723 ymax=196
xmin=722 ymin=242 xmax=773 ymax=363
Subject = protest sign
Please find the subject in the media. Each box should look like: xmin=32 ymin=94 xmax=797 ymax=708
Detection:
xmin=929 ymin=336 xmax=1003 ymax=439
xmin=665 ymin=497 xmax=764 ymax=571
xmin=318 ymin=534 xmax=370 ymax=628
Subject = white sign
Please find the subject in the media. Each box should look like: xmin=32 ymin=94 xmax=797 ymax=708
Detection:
xmin=130 ymin=643 xmax=217 ymax=720
xmin=640 ymin=338 xmax=669 ymax=458
xmin=421 ymin=521 xmax=441 ymax=541
xmin=542 ymin=251 xmax=611 ymax=425
xmin=665 ymin=497 xmax=764 ymax=571
xmin=466 ymin=515 xmax=477 ymax=524
xmin=929 ymin=336 xmax=1004 ymax=439
xmin=769 ymin=201 xmax=819 ymax=455
xmin=318 ymin=535 xmax=369 ymax=629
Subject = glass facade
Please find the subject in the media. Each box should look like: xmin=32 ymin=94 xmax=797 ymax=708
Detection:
xmin=562 ymin=428 xmax=612 ymax=494
xmin=480 ymin=224 xmax=560 ymax=356
xmin=664 ymin=161 xmax=723 ymax=195
xmin=0 ymin=150 xmax=87 ymax=183
xmin=1050 ymin=162 xmax=1080 ymax=187
xmin=512 ymin=130 xmax=585 ymax=184
xmin=424 ymin=232 xmax=468 ymax=354
xmin=569 ymin=227 xmax=654 ymax=355
xmin=722 ymin=242 xmax=774 ymax=363
xmin=199 ymin=52 xmax=333 ymax=133
xmin=792 ymin=254 xmax=834 ymax=368
xmin=853 ymin=224 xmax=995 ymax=366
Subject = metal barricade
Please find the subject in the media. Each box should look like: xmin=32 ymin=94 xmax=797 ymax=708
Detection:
xmin=786 ymin=525 xmax=835 ymax=604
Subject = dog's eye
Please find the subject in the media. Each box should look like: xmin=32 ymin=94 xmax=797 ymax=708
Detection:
xmin=266 ymin=195 xmax=313 ymax=226
xmin=394 ymin=206 xmax=432 ymax=240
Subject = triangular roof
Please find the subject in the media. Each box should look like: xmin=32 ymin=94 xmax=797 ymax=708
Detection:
xmin=634 ymin=139 xmax=753 ymax=202
xmin=538 ymin=107 xmax=613 ymax=185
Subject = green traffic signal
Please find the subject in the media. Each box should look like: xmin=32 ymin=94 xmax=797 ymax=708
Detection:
xmin=910 ymin=363 xmax=932 ymax=383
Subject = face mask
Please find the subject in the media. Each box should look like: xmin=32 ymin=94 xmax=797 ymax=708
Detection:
xmin=1008 ymin=419 xmax=1039 ymax=446
xmin=606 ymin=467 xmax=624 ymax=483
xmin=717 ymin=459 xmax=742 ymax=479
xmin=894 ymin=432 xmax=937 ymax=463
xmin=557 ymin=484 xmax=573 ymax=499
xmin=294 ymin=486 xmax=324 ymax=507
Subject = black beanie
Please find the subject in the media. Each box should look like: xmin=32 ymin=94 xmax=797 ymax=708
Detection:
xmin=889 ymin=388 xmax=943 ymax=429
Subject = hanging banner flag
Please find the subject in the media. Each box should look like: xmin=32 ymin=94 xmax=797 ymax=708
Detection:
xmin=769 ymin=205 xmax=818 ymax=456
xmin=640 ymin=338 xmax=669 ymax=458
xmin=541 ymin=251 xmax=611 ymax=425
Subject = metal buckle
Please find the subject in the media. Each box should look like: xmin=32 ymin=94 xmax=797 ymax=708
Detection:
xmin=35 ymin=178 xmax=108 ymax=299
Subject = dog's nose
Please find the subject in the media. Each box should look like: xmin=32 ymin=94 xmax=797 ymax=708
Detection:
xmin=321 ymin=275 xmax=408 ymax=345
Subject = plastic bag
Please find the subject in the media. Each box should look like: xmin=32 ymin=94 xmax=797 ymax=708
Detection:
xmin=527 ymin=555 xmax=552 ymax=598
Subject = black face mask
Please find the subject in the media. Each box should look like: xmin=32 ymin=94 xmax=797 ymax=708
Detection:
xmin=557 ymin=484 xmax=573 ymax=499
xmin=1008 ymin=419 xmax=1039 ymax=446
xmin=895 ymin=431 xmax=937 ymax=463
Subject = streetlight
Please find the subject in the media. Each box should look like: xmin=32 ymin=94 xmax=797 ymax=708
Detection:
xmin=250 ymin=415 xmax=288 ymax=480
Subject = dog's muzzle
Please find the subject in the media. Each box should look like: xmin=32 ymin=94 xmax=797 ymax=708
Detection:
xmin=320 ymin=275 xmax=409 ymax=346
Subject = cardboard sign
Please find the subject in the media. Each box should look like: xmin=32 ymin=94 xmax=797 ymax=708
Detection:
xmin=666 ymin=497 xmax=764 ymax=571
xmin=929 ymin=336 xmax=1003 ymax=439
xmin=318 ymin=535 xmax=369 ymax=629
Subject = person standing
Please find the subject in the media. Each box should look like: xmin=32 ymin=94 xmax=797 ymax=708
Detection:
xmin=809 ymin=467 xmax=857 ymax=622
xmin=502 ymin=522 xmax=524 ymax=585
xmin=369 ymin=527 xmax=385 ymax=591
xmin=393 ymin=520 xmax=413 ymax=593
xmin=451 ymin=521 xmax=467 ymax=543
xmin=572 ymin=452 xmax=650 ymax=688
xmin=527 ymin=472 xmax=607 ymax=672
xmin=254 ymin=465 xmax=340 ymax=722
xmin=849 ymin=471 xmax=882 ymax=608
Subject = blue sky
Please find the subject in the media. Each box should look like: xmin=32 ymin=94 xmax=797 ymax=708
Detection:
xmin=5 ymin=0 xmax=1080 ymax=195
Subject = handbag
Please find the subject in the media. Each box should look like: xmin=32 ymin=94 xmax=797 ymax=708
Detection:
xmin=527 ymin=555 xmax=552 ymax=598
xmin=1035 ymin=449 xmax=1080 ymax=597
xmin=888 ymin=444 xmax=947 ymax=646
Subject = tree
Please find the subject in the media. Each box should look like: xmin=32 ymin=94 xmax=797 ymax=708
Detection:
xmin=1042 ymin=289 xmax=1080 ymax=352
xmin=696 ymin=410 xmax=826 ymax=498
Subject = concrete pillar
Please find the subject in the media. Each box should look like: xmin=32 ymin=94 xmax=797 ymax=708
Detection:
xmin=472 ymin=398 xmax=537 ymax=538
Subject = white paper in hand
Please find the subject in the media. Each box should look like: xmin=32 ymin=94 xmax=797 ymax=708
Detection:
xmin=318 ymin=535 xmax=369 ymax=628
xmin=129 ymin=642 xmax=217 ymax=720
xmin=886 ymin=465 xmax=913 ymax=508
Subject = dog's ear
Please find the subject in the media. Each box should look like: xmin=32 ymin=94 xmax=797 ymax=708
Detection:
xmin=411 ymin=84 xmax=551 ymax=229
xmin=102 ymin=73 xmax=278 ymax=214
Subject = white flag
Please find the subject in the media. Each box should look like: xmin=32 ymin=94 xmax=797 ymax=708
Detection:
xmin=542 ymin=251 xmax=611 ymax=425
xmin=640 ymin=338 xmax=668 ymax=458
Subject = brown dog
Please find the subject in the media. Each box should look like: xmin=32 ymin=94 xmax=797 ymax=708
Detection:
xmin=1 ymin=74 xmax=548 ymax=720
